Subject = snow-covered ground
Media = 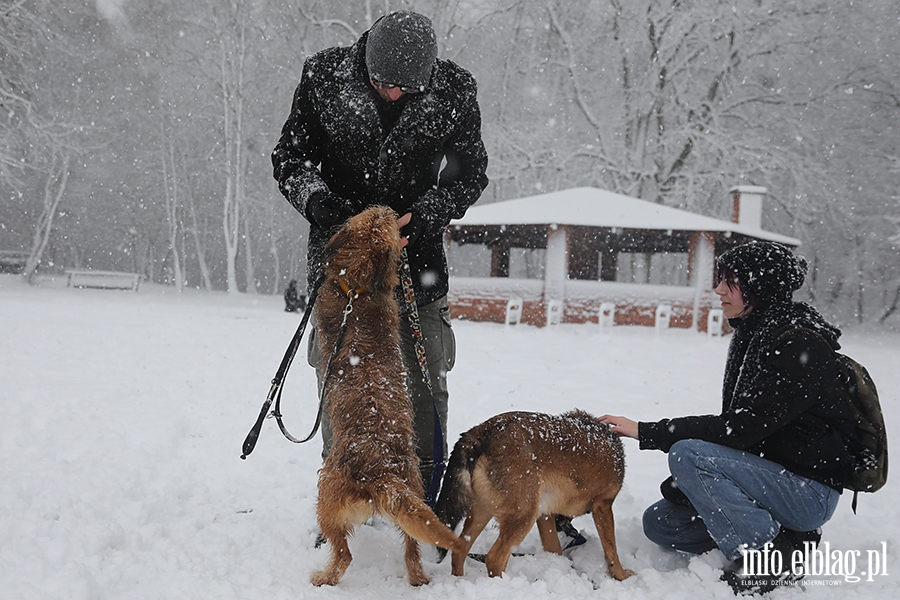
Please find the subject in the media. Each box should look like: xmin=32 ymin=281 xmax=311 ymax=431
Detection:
xmin=2 ymin=273 xmax=898 ymax=599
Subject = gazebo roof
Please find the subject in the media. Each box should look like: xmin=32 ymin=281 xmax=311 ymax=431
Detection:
xmin=452 ymin=187 xmax=801 ymax=246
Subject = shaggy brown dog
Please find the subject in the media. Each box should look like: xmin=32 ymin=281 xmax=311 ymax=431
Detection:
xmin=311 ymin=205 xmax=464 ymax=587
xmin=435 ymin=410 xmax=635 ymax=581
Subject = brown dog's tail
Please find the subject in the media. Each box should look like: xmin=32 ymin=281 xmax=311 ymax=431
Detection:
xmin=433 ymin=428 xmax=483 ymax=561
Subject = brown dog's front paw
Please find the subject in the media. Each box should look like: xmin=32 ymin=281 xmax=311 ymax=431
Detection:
xmin=310 ymin=570 xmax=338 ymax=587
xmin=609 ymin=566 xmax=636 ymax=581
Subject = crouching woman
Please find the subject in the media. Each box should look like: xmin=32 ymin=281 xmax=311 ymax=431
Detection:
xmin=601 ymin=241 xmax=854 ymax=594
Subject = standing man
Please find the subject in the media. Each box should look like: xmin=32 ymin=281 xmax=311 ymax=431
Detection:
xmin=272 ymin=11 xmax=488 ymax=499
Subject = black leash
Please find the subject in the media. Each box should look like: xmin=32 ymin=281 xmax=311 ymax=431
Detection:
xmin=241 ymin=277 xmax=326 ymax=459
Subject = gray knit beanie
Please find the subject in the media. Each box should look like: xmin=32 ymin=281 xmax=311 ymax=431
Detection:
xmin=365 ymin=11 xmax=437 ymax=90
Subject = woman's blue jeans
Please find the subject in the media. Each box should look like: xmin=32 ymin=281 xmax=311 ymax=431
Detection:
xmin=642 ymin=439 xmax=840 ymax=561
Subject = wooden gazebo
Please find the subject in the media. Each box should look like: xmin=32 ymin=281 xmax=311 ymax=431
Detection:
xmin=445 ymin=186 xmax=801 ymax=329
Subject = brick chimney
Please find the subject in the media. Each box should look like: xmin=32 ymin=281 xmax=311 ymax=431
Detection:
xmin=730 ymin=185 xmax=767 ymax=229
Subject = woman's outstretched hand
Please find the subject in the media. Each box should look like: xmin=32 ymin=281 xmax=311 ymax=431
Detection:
xmin=599 ymin=414 xmax=639 ymax=440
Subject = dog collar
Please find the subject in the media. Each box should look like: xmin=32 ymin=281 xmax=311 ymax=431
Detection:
xmin=338 ymin=279 xmax=367 ymax=298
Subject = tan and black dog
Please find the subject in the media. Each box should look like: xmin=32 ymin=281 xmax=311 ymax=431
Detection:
xmin=434 ymin=410 xmax=634 ymax=581
xmin=311 ymin=205 xmax=464 ymax=587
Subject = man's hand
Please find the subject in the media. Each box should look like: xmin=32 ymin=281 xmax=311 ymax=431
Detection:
xmin=599 ymin=414 xmax=639 ymax=440
xmin=306 ymin=191 xmax=356 ymax=229
xmin=397 ymin=212 xmax=422 ymax=248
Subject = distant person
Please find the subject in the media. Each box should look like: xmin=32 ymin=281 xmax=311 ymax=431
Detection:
xmin=601 ymin=241 xmax=854 ymax=594
xmin=271 ymin=10 xmax=489 ymax=498
xmin=284 ymin=279 xmax=306 ymax=313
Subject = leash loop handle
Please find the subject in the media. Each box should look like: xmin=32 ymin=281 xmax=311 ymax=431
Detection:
xmin=276 ymin=289 xmax=355 ymax=446
xmin=240 ymin=276 xmax=323 ymax=459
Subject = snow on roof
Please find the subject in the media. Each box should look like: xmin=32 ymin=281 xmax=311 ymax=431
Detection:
xmin=452 ymin=187 xmax=801 ymax=246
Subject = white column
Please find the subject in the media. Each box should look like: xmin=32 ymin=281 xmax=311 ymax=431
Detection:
xmin=689 ymin=232 xmax=716 ymax=331
xmin=689 ymin=232 xmax=716 ymax=290
xmin=544 ymin=224 xmax=568 ymax=303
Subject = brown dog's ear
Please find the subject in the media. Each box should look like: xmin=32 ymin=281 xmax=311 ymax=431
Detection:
xmin=370 ymin=247 xmax=394 ymax=292
xmin=323 ymin=226 xmax=350 ymax=267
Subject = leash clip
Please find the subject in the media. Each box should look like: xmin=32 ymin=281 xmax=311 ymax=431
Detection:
xmin=341 ymin=296 xmax=354 ymax=325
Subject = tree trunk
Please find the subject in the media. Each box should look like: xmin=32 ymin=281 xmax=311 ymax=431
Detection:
xmin=218 ymin=9 xmax=247 ymax=294
xmin=241 ymin=198 xmax=257 ymax=294
xmin=23 ymin=149 xmax=71 ymax=284
xmin=161 ymin=116 xmax=184 ymax=292
xmin=186 ymin=187 xmax=214 ymax=291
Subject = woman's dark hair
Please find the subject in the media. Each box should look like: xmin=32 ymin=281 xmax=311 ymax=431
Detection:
xmin=715 ymin=265 xmax=762 ymax=314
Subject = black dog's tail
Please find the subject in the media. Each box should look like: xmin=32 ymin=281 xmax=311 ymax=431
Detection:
xmin=433 ymin=427 xmax=484 ymax=561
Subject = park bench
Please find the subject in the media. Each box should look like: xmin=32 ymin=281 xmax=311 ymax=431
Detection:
xmin=65 ymin=269 xmax=141 ymax=291
xmin=0 ymin=251 xmax=28 ymax=274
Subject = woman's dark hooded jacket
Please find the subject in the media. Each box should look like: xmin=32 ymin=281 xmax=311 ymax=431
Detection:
xmin=639 ymin=242 xmax=855 ymax=491
xmin=271 ymin=30 xmax=489 ymax=305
